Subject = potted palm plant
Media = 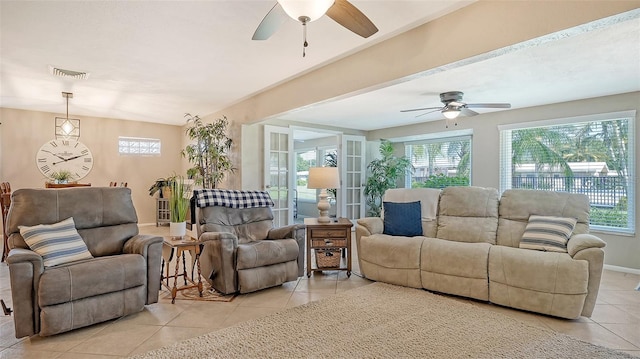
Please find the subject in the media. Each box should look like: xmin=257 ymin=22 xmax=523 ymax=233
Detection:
xmin=168 ymin=175 xmax=191 ymax=239
xmin=364 ymin=140 xmax=413 ymax=216
xmin=182 ymin=113 xmax=235 ymax=189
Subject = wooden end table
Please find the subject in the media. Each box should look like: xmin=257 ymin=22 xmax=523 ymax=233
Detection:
xmin=304 ymin=217 xmax=353 ymax=277
xmin=161 ymin=236 xmax=203 ymax=304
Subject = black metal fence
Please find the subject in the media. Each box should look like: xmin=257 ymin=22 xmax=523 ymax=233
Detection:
xmin=512 ymin=175 xmax=627 ymax=208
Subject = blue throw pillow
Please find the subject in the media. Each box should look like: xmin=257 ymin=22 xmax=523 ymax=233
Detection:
xmin=383 ymin=201 xmax=422 ymax=237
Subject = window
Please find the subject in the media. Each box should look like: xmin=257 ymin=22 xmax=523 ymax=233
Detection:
xmin=500 ymin=111 xmax=635 ymax=233
xmin=118 ymin=137 xmax=161 ymax=156
xmin=404 ymin=135 xmax=472 ymax=189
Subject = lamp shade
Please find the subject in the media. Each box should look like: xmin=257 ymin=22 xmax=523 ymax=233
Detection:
xmin=277 ymin=0 xmax=335 ymax=22
xmin=307 ymin=167 xmax=340 ymax=189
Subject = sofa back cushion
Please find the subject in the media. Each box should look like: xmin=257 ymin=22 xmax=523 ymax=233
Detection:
xmin=198 ymin=206 xmax=274 ymax=244
xmin=7 ymin=187 xmax=139 ymax=256
xmin=436 ymin=186 xmax=499 ymax=244
xmin=497 ymin=189 xmax=590 ymax=248
xmin=382 ymin=188 xmax=441 ymax=237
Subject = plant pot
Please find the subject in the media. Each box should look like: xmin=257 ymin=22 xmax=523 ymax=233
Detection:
xmin=169 ymin=221 xmax=186 ymax=239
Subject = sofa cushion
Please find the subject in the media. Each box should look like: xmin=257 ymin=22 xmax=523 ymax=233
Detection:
xmin=497 ymin=189 xmax=590 ymax=248
xmin=436 ymin=186 xmax=499 ymax=244
xmin=520 ymin=215 xmax=577 ymax=252
xmin=382 ymin=201 xmax=422 ymax=237
xmin=420 ymin=238 xmax=491 ymax=301
xmin=19 ymin=217 xmax=93 ymax=267
xmin=382 ymin=188 xmax=440 ymax=237
xmin=38 ymin=254 xmax=146 ymax=306
xmin=236 ymin=239 xmax=299 ymax=270
xmin=358 ymin=234 xmax=424 ymax=288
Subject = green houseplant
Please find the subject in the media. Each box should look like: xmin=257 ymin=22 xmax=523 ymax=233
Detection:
xmin=364 ymin=140 xmax=413 ymax=217
xmin=148 ymin=177 xmax=172 ymax=198
xmin=168 ymin=175 xmax=191 ymax=238
xmin=182 ymin=113 xmax=235 ymax=189
xmin=50 ymin=170 xmax=74 ymax=184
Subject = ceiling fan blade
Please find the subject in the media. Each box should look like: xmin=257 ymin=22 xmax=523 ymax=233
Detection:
xmin=465 ymin=103 xmax=512 ymax=109
xmin=415 ymin=109 xmax=443 ymax=118
xmin=461 ymin=107 xmax=479 ymax=117
xmin=401 ymin=106 xmax=442 ymax=113
xmin=252 ymin=3 xmax=288 ymax=40
xmin=326 ymin=0 xmax=379 ymax=38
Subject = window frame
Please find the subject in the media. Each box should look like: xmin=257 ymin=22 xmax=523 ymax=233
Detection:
xmin=118 ymin=136 xmax=161 ymax=156
xmin=499 ymin=110 xmax=636 ymax=234
xmin=403 ymin=133 xmax=473 ymax=189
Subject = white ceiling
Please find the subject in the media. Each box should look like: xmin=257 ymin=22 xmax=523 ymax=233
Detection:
xmin=0 ymin=0 xmax=472 ymax=126
xmin=1 ymin=2 xmax=639 ymax=131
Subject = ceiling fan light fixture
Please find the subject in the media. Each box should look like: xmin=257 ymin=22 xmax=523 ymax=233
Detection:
xmin=278 ymin=0 xmax=335 ymax=22
xmin=442 ymin=107 xmax=461 ymax=120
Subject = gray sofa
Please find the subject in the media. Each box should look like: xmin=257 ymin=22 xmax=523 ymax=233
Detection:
xmin=356 ymin=186 xmax=606 ymax=319
xmin=6 ymin=187 xmax=163 ymax=337
xmin=196 ymin=203 xmax=305 ymax=295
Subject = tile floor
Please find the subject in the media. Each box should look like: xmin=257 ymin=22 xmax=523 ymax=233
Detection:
xmin=0 ymin=225 xmax=638 ymax=358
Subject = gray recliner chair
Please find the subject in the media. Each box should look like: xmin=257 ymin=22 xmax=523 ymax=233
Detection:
xmin=195 ymin=190 xmax=305 ymax=294
xmin=6 ymin=187 xmax=163 ymax=337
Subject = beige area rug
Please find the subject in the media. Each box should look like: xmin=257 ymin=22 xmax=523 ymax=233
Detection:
xmin=160 ymin=284 xmax=236 ymax=303
xmin=133 ymin=283 xmax=633 ymax=359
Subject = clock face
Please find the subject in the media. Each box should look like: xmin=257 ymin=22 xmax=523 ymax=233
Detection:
xmin=36 ymin=139 xmax=94 ymax=181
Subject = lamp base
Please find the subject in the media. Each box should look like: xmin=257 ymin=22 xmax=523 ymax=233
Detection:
xmin=317 ymin=189 xmax=331 ymax=223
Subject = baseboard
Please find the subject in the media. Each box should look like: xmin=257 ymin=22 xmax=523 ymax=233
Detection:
xmin=138 ymin=222 xmax=157 ymax=227
xmin=603 ymin=264 xmax=640 ymax=275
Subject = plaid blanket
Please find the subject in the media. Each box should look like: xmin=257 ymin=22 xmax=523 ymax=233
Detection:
xmin=194 ymin=189 xmax=274 ymax=208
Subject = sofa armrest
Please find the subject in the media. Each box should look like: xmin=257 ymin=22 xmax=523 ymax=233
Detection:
xmin=6 ymin=248 xmax=45 ymax=338
xmin=567 ymin=233 xmax=606 ymax=257
xmin=268 ymin=224 xmax=306 ymax=276
xmin=198 ymin=232 xmax=238 ymax=294
xmin=123 ymin=234 xmax=163 ymax=304
xmin=356 ymin=217 xmax=383 ymax=236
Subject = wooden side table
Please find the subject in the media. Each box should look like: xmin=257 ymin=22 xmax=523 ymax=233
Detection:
xmin=304 ymin=217 xmax=353 ymax=277
xmin=161 ymin=236 xmax=203 ymax=304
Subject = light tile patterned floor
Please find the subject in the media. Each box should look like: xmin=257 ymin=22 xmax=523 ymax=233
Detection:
xmin=0 ymin=225 xmax=638 ymax=358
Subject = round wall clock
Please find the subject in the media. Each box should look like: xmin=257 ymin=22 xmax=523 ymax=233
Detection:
xmin=36 ymin=139 xmax=94 ymax=181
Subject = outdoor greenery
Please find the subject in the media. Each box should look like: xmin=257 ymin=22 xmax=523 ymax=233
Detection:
xmin=364 ymin=140 xmax=413 ymax=216
xmin=510 ymin=119 xmax=630 ymax=228
xmin=324 ymin=151 xmax=338 ymax=199
xmin=413 ymin=174 xmax=469 ymax=188
xmin=183 ymin=113 xmax=235 ymax=189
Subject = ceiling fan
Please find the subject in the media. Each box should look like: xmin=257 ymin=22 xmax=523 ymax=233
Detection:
xmin=401 ymin=91 xmax=511 ymax=127
xmin=252 ymin=0 xmax=378 ymax=56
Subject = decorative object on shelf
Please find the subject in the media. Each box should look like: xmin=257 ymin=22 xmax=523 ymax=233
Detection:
xmin=55 ymin=92 xmax=80 ymax=140
xmin=36 ymin=139 xmax=94 ymax=181
xmin=363 ymin=139 xmax=412 ymax=217
xmin=183 ymin=113 xmax=235 ymax=189
xmin=49 ymin=170 xmax=74 ymax=184
xmin=169 ymin=175 xmax=191 ymax=238
xmin=307 ymin=166 xmax=340 ymax=223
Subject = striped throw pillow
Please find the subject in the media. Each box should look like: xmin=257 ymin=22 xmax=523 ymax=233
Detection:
xmin=519 ymin=215 xmax=577 ymax=253
xmin=19 ymin=217 xmax=93 ymax=267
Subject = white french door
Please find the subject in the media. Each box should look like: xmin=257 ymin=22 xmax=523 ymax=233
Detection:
xmin=339 ymin=135 xmax=366 ymax=220
xmin=263 ymin=125 xmax=294 ymax=226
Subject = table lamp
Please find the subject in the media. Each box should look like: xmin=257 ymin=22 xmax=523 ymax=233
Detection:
xmin=307 ymin=167 xmax=340 ymax=223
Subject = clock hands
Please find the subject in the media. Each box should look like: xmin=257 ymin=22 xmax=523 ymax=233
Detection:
xmin=41 ymin=149 xmax=67 ymax=161
xmin=52 ymin=153 xmax=88 ymax=165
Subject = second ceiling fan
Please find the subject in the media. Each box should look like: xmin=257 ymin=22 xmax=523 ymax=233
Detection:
xmin=252 ymin=0 xmax=378 ymax=56
xmin=401 ymin=91 xmax=511 ymax=127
